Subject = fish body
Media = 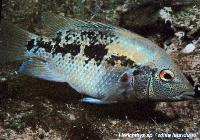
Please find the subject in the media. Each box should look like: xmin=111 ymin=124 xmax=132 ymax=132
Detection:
xmin=0 ymin=13 xmax=195 ymax=104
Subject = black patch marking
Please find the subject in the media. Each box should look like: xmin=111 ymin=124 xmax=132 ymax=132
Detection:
xmin=36 ymin=38 xmax=53 ymax=53
xmin=80 ymin=30 xmax=118 ymax=65
xmin=26 ymin=32 xmax=62 ymax=54
xmin=133 ymin=69 xmax=141 ymax=76
xmin=65 ymin=30 xmax=72 ymax=42
xmin=53 ymin=32 xmax=62 ymax=44
xmin=52 ymin=31 xmax=81 ymax=57
xmin=26 ymin=38 xmax=53 ymax=53
xmin=27 ymin=28 xmax=119 ymax=63
xmin=53 ymin=43 xmax=80 ymax=57
xmin=52 ymin=32 xmax=63 ymax=54
xmin=106 ymin=55 xmax=135 ymax=68
xmin=84 ymin=44 xmax=108 ymax=65
xmin=26 ymin=39 xmax=35 ymax=51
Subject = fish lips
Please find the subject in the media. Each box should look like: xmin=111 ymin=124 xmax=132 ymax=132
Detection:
xmin=175 ymin=91 xmax=196 ymax=100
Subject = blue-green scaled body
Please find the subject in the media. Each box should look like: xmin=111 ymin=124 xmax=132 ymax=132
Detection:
xmin=0 ymin=13 xmax=195 ymax=104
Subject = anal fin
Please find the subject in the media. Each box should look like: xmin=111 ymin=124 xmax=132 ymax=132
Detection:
xmin=80 ymin=97 xmax=106 ymax=104
xmin=80 ymin=97 xmax=118 ymax=104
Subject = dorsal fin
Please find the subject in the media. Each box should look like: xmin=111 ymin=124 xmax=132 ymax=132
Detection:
xmin=41 ymin=12 xmax=115 ymax=37
xmin=40 ymin=12 xmax=150 ymax=45
xmin=41 ymin=12 xmax=88 ymax=37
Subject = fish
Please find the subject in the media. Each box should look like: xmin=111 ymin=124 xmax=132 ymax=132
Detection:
xmin=0 ymin=13 xmax=195 ymax=104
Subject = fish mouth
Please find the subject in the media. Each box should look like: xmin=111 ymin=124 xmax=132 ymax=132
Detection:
xmin=176 ymin=91 xmax=195 ymax=100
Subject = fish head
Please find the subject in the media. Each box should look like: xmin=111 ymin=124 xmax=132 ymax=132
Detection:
xmin=147 ymin=51 xmax=195 ymax=101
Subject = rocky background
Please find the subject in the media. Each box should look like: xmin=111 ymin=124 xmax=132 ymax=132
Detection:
xmin=0 ymin=0 xmax=200 ymax=139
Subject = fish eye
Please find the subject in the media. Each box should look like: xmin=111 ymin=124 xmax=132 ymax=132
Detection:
xmin=159 ymin=69 xmax=174 ymax=81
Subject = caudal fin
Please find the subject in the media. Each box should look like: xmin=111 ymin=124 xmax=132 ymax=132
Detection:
xmin=0 ymin=21 xmax=38 ymax=64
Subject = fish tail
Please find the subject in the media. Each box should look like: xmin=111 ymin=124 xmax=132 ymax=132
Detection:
xmin=0 ymin=20 xmax=38 ymax=64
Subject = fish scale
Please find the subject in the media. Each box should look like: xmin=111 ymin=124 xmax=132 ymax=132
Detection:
xmin=22 ymin=21 xmax=126 ymax=98
xmin=27 ymin=40 xmax=121 ymax=98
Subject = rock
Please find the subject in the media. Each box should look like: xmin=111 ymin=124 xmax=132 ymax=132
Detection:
xmin=1 ymin=78 xmax=7 ymax=82
xmin=181 ymin=43 xmax=196 ymax=53
xmin=68 ymin=113 xmax=76 ymax=121
xmin=159 ymin=7 xmax=173 ymax=23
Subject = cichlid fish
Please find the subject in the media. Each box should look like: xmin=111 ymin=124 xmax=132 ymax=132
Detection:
xmin=0 ymin=13 xmax=195 ymax=104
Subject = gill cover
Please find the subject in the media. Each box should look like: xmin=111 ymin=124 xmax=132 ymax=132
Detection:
xmin=128 ymin=66 xmax=155 ymax=101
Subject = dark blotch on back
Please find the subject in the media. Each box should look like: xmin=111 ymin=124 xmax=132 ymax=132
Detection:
xmin=133 ymin=69 xmax=141 ymax=75
xmin=53 ymin=43 xmax=80 ymax=57
xmin=53 ymin=32 xmax=62 ymax=44
xmin=65 ymin=30 xmax=72 ymax=42
xmin=80 ymin=31 xmax=97 ymax=44
xmin=53 ymin=31 xmax=81 ymax=57
xmin=84 ymin=44 xmax=108 ymax=66
xmin=26 ymin=39 xmax=35 ymax=51
xmin=82 ymin=30 xmax=118 ymax=65
xmin=106 ymin=55 xmax=135 ymax=68
xmin=36 ymin=38 xmax=53 ymax=53
xmin=26 ymin=32 xmax=62 ymax=53
xmin=26 ymin=38 xmax=53 ymax=53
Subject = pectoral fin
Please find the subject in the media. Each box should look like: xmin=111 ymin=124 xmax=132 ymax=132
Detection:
xmin=19 ymin=58 xmax=66 ymax=82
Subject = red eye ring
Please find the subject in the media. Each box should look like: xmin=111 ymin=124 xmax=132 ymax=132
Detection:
xmin=159 ymin=69 xmax=174 ymax=81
